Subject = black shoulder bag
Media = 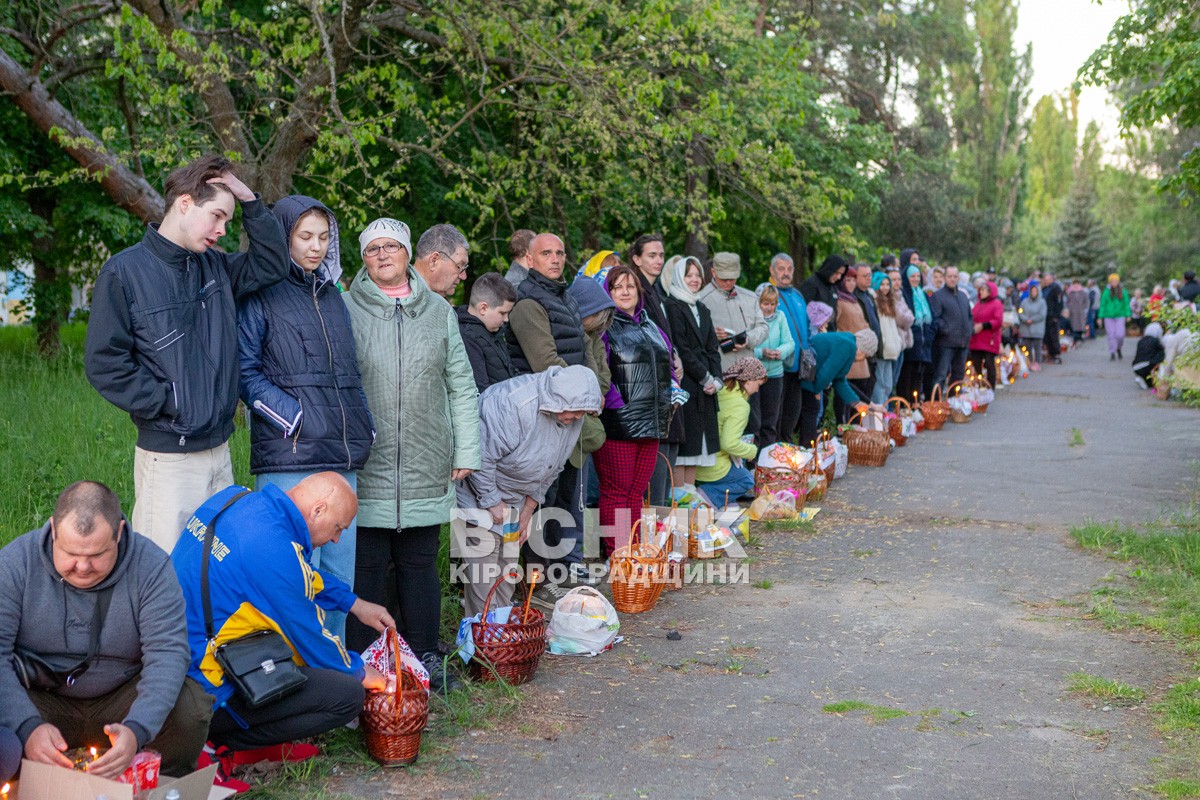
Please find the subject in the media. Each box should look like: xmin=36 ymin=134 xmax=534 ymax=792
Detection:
xmin=14 ymin=584 xmax=115 ymax=691
xmin=202 ymin=490 xmax=307 ymax=708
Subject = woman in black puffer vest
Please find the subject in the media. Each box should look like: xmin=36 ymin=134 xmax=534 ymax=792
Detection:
xmin=593 ymin=266 xmax=673 ymax=554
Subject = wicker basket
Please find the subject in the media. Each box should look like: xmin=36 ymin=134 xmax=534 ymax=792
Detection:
xmin=843 ymin=410 xmax=890 ymax=467
xmin=813 ymin=431 xmax=837 ymax=484
xmin=947 ymin=381 xmax=973 ymax=424
xmin=361 ymin=628 xmax=429 ymax=767
xmin=610 ymin=519 xmax=668 ymax=613
xmin=805 ymin=455 xmax=828 ymax=502
xmin=973 ymin=373 xmax=991 ymax=414
xmin=921 ymin=384 xmax=949 ymax=431
xmin=755 ymin=465 xmax=806 ymax=497
xmin=685 ymin=503 xmax=725 ymax=561
xmin=887 ymin=396 xmax=911 ymax=447
xmin=470 ymin=574 xmax=548 ymax=685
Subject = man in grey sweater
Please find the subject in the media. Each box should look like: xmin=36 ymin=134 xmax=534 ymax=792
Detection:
xmin=0 ymin=482 xmax=210 ymax=778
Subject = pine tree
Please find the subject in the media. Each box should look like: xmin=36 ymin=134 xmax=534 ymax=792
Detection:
xmin=1049 ymin=185 xmax=1113 ymax=278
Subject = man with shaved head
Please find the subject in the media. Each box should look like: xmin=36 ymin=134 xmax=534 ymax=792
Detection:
xmin=505 ymin=232 xmax=592 ymax=596
xmin=171 ymin=473 xmax=395 ymax=774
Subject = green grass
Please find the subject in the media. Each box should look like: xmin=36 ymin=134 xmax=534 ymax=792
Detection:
xmin=1065 ymin=671 xmax=1146 ymax=705
xmin=1072 ymin=519 xmax=1200 ymax=647
xmin=1068 ymin=427 xmax=1085 ymax=447
xmin=1155 ymin=780 xmax=1200 ymax=800
xmin=751 ymin=578 xmax=773 ymax=589
xmin=822 ymin=699 xmax=911 ymax=723
xmin=1072 ymin=514 xmax=1200 ymax=794
xmin=0 ymin=324 xmax=253 ymax=544
xmin=759 ymin=517 xmax=815 ymax=533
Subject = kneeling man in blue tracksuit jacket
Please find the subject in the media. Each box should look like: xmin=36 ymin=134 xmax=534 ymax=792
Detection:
xmin=171 ymin=473 xmax=393 ymax=756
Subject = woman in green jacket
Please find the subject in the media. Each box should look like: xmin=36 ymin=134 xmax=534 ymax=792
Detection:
xmin=1098 ymin=272 xmax=1133 ymax=360
xmin=343 ymin=218 xmax=481 ymax=692
xmin=697 ymin=357 xmax=768 ymax=509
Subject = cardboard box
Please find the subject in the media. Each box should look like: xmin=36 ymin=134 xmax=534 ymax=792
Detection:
xmin=14 ymin=759 xmax=235 ymax=800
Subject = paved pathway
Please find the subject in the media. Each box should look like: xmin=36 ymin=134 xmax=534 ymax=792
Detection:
xmin=354 ymin=337 xmax=1200 ymax=800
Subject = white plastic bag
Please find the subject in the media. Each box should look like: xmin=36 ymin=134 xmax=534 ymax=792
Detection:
xmin=547 ymin=587 xmax=621 ymax=656
xmin=832 ymin=438 xmax=849 ymax=479
xmin=901 ymin=416 xmax=917 ymax=437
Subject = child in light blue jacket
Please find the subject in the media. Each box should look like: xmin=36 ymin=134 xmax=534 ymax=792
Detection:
xmin=754 ymin=285 xmax=796 ymax=445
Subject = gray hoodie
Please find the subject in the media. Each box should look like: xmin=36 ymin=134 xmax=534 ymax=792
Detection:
xmin=458 ymin=365 xmax=602 ymax=510
xmin=0 ymin=522 xmax=189 ymax=748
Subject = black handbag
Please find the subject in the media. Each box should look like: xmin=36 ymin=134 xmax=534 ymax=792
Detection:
xmin=202 ymin=490 xmax=307 ymax=709
xmin=798 ymin=346 xmax=818 ymax=382
xmin=14 ymin=585 xmax=114 ymax=690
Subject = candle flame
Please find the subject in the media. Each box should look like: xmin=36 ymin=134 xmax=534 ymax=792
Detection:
xmin=90 ymin=747 xmax=97 ymax=757
xmin=2 ymin=782 xmax=9 ymax=794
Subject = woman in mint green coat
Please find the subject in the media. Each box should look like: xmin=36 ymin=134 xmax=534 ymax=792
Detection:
xmin=343 ymin=218 xmax=480 ymax=692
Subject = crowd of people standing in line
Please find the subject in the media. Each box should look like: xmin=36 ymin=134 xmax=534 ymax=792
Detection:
xmin=4 ymin=152 xmax=1199 ymax=793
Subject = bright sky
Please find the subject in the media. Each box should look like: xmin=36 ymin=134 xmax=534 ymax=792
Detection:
xmin=1015 ymin=0 xmax=1128 ymax=141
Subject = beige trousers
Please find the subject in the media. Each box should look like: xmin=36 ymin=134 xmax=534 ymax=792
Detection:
xmin=132 ymin=442 xmax=233 ymax=553
xmin=452 ymin=513 xmax=520 ymax=618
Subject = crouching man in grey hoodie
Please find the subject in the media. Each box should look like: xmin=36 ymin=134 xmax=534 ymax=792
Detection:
xmin=453 ymin=365 xmax=602 ymax=618
xmin=0 ymin=481 xmax=210 ymax=778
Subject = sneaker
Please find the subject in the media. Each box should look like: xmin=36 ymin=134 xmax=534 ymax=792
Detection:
xmin=530 ymin=581 xmax=570 ymax=613
xmin=1030 ymin=362 xmax=1040 ymax=372
xmin=420 ymin=650 xmax=464 ymax=694
xmin=1110 ymin=353 xmax=1116 ymax=361
xmin=1134 ymin=375 xmax=1149 ymax=390
xmin=567 ymin=562 xmax=600 ymax=586
xmin=1118 ymin=348 xmax=1123 ymax=360
xmin=229 ymin=742 xmax=319 ymax=765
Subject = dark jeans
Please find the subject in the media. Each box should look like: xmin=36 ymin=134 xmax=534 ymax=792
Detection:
xmin=896 ymin=357 xmax=926 ymax=403
xmin=526 ymin=461 xmax=583 ymax=569
xmin=0 ymin=724 xmax=17 ymax=783
xmin=27 ymin=676 xmax=212 ymax=777
xmin=778 ymin=371 xmax=804 ymax=443
xmin=745 ymin=391 xmax=761 ymax=438
xmin=350 ymin=524 xmax=442 ymax=655
xmin=797 ymin=387 xmax=823 ymax=448
xmin=209 ymin=667 xmax=363 ymax=751
xmin=969 ymin=349 xmax=998 ymax=389
xmin=933 ymin=345 xmax=968 ymax=390
xmin=1044 ymin=324 xmax=1061 ymax=359
xmin=648 ymin=441 xmax=678 ymax=506
xmin=757 ymin=376 xmax=784 ymax=446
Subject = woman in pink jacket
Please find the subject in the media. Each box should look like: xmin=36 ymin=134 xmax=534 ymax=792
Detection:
xmin=968 ymin=281 xmax=1004 ymax=388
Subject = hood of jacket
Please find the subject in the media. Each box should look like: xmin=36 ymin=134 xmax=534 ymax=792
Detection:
xmin=536 ymin=364 xmax=602 ymax=414
xmin=271 ymin=195 xmax=343 ymax=286
xmin=568 ymin=275 xmax=616 ymax=318
xmin=816 ymin=254 xmax=848 ymax=283
xmin=347 ymin=261 xmax=434 ymax=318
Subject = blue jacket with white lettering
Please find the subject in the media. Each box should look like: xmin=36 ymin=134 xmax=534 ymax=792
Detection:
xmin=170 ymin=484 xmax=363 ymax=710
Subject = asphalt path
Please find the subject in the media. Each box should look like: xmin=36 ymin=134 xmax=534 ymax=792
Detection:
xmin=357 ymin=335 xmax=1200 ymax=800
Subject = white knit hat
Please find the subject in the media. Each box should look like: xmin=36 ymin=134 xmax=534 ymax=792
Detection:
xmin=358 ymin=217 xmax=411 ymax=256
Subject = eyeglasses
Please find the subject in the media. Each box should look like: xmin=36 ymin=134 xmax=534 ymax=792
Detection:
xmin=364 ymin=242 xmax=404 ymax=258
xmin=439 ymin=251 xmax=469 ymax=274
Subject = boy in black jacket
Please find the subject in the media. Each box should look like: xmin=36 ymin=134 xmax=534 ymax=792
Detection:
xmin=456 ymin=272 xmax=518 ymax=393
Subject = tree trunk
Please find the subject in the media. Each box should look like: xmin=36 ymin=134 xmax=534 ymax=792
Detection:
xmin=683 ymin=134 xmax=709 ymax=262
xmin=788 ymin=222 xmax=810 ymax=277
xmin=27 ymin=188 xmax=67 ymax=356
xmin=0 ymin=49 xmax=165 ymax=223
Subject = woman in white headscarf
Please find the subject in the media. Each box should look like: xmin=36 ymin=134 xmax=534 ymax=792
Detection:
xmin=664 ymin=255 xmax=722 ymax=491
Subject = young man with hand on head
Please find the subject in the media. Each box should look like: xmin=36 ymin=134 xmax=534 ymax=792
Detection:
xmin=85 ymin=154 xmax=287 ymax=554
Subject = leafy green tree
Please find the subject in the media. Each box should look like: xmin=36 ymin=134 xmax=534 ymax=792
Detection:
xmin=1081 ymin=0 xmax=1200 ymax=197
xmin=1049 ymin=184 xmax=1112 ymax=278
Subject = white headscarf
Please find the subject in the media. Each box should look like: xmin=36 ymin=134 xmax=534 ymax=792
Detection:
xmin=667 ymin=256 xmax=705 ymax=306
